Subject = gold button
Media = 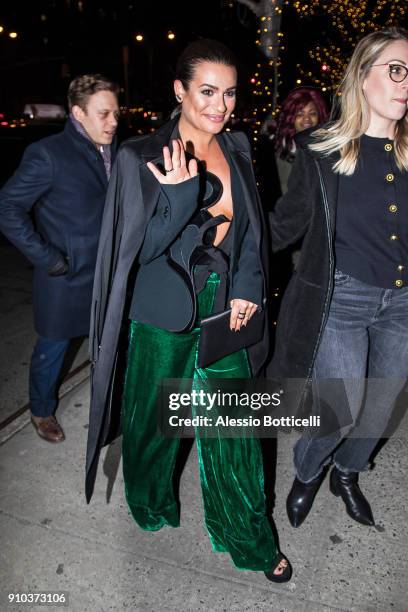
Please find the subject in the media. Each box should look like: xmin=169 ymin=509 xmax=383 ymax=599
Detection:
xmin=390 ymin=234 xmax=398 ymax=241
xmin=397 ymin=265 xmax=404 ymax=271
xmin=388 ymin=204 xmax=398 ymax=213
xmin=384 ymin=143 xmax=393 ymax=152
xmin=386 ymin=173 xmax=394 ymax=182
xmin=395 ymin=279 xmax=403 ymax=288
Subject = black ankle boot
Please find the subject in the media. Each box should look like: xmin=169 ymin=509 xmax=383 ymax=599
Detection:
xmin=286 ymin=473 xmax=324 ymax=528
xmin=329 ymin=467 xmax=374 ymax=526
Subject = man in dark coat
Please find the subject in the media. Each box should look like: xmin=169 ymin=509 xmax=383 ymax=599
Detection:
xmin=0 ymin=74 xmax=119 ymax=442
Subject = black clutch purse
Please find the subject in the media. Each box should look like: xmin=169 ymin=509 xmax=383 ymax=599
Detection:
xmin=197 ymin=308 xmax=265 ymax=369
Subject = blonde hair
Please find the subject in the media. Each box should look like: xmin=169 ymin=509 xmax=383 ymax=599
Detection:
xmin=310 ymin=28 xmax=408 ymax=175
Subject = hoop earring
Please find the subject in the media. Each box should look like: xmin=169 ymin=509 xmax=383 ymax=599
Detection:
xmin=175 ymin=95 xmax=182 ymax=103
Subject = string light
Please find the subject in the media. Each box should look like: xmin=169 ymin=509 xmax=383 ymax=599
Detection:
xmin=236 ymin=1 xmax=403 ymax=157
xmin=288 ymin=0 xmax=405 ymax=91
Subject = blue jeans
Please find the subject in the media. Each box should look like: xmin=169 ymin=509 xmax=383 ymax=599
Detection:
xmin=29 ymin=337 xmax=70 ymax=417
xmin=295 ymin=270 xmax=408 ymax=482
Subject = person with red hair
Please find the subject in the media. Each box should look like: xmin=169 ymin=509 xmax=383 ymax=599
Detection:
xmin=275 ymin=87 xmax=329 ymax=193
xmin=271 ymin=87 xmax=329 ymax=271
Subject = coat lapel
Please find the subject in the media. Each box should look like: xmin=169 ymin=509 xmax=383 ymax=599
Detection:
xmin=217 ymin=132 xmax=268 ymax=305
xmin=315 ymin=154 xmax=339 ymax=236
xmin=297 ymin=127 xmax=339 ymax=236
xmin=138 ymin=161 xmax=161 ymax=222
xmin=65 ymin=119 xmax=109 ymax=189
xmin=138 ymin=116 xmax=181 ymax=219
xmin=218 ymin=133 xmax=263 ymax=250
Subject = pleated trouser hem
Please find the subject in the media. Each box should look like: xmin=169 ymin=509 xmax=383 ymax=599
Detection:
xmin=125 ymin=495 xmax=180 ymax=531
xmin=205 ymin=517 xmax=278 ymax=572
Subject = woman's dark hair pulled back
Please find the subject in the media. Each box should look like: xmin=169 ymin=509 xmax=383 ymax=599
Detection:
xmin=176 ymin=38 xmax=238 ymax=89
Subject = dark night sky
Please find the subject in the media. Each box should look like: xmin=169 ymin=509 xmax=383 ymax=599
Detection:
xmin=0 ymin=1 xmax=262 ymax=114
xmin=1 ymin=1 xmax=407 ymax=116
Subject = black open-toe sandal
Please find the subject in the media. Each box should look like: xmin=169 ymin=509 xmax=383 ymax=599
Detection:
xmin=264 ymin=553 xmax=292 ymax=583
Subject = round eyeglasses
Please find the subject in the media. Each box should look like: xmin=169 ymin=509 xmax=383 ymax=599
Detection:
xmin=370 ymin=63 xmax=408 ymax=83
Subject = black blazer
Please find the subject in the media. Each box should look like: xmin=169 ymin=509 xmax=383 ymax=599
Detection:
xmin=0 ymin=120 xmax=116 ymax=339
xmin=130 ymin=147 xmax=263 ymax=331
xmin=85 ymin=116 xmax=270 ymax=501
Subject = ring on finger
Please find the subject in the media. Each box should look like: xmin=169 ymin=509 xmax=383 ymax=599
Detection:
xmin=237 ymin=312 xmax=246 ymax=319
xmin=165 ymin=168 xmax=173 ymax=173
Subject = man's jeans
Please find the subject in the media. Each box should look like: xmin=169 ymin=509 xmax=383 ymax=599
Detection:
xmin=295 ymin=270 xmax=408 ymax=483
xmin=29 ymin=337 xmax=70 ymax=417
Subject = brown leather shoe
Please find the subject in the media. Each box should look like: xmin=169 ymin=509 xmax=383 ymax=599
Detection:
xmin=31 ymin=414 xmax=65 ymax=442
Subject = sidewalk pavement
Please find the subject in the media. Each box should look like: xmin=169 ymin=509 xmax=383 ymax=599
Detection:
xmin=1 ymin=377 xmax=407 ymax=612
xmin=0 ymin=237 xmax=89 ymax=425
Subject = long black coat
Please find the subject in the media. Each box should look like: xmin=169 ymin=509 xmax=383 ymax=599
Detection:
xmin=86 ymin=116 xmax=270 ymax=501
xmin=269 ymin=129 xmax=339 ymax=385
xmin=0 ymin=120 xmax=116 ymax=339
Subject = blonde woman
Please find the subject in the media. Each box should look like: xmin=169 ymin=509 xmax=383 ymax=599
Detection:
xmin=270 ymin=28 xmax=408 ymax=528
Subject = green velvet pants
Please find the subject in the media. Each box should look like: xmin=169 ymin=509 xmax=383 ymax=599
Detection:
xmin=122 ymin=272 xmax=278 ymax=571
